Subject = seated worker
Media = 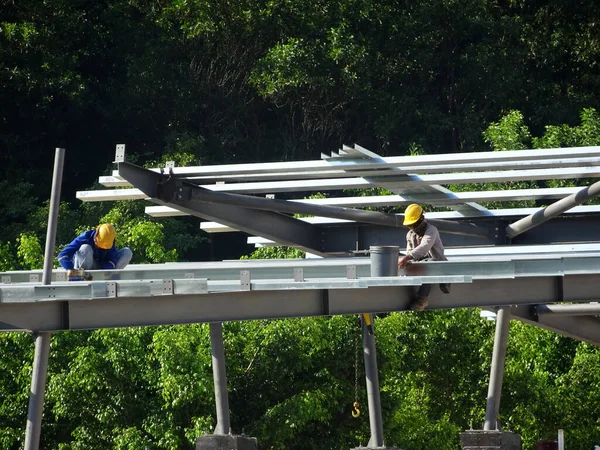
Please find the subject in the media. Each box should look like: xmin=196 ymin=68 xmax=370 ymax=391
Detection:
xmin=58 ymin=223 xmax=133 ymax=278
xmin=398 ymin=204 xmax=450 ymax=311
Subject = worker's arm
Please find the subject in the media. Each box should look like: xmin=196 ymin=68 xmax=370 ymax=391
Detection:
xmin=57 ymin=233 xmax=88 ymax=270
xmin=406 ymin=227 xmax=438 ymax=261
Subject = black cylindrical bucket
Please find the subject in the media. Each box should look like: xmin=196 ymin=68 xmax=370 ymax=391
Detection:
xmin=370 ymin=246 xmax=400 ymax=277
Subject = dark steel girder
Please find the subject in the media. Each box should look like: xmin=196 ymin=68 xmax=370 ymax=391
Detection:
xmin=118 ymin=162 xmax=327 ymax=256
xmin=119 ymin=162 xmax=491 ymax=243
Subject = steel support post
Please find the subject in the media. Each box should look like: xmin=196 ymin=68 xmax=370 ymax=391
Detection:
xmin=362 ymin=318 xmax=385 ymax=447
xmin=210 ymin=322 xmax=231 ymax=435
xmin=358 ymin=246 xmax=399 ymax=448
xmin=24 ymin=148 xmax=65 ymax=450
xmin=483 ymin=307 xmax=511 ymax=431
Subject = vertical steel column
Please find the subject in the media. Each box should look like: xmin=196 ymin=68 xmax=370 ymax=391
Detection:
xmin=483 ymin=307 xmax=511 ymax=431
xmin=361 ymin=246 xmax=399 ymax=447
xmin=362 ymin=318 xmax=384 ymax=447
xmin=24 ymin=148 xmax=65 ymax=450
xmin=209 ymin=322 xmax=231 ymax=435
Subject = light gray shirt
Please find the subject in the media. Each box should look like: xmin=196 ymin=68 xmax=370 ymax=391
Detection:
xmin=406 ymin=222 xmax=447 ymax=262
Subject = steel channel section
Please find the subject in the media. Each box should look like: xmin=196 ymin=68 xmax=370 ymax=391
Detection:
xmin=108 ymin=146 xmax=600 ymax=179
xmin=330 ymin=145 xmax=488 ymax=218
xmin=2 ymin=274 xmax=600 ymax=345
xmin=5 ymin=253 xmax=600 ymax=284
xmin=80 ymin=166 xmax=600 ymax=201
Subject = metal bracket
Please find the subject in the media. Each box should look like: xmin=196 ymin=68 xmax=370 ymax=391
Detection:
xmin=166 ymin=161 xmax=175 ymax=169
xmin=185 ymin=273 xmax=194 ymax=279
xmin=106 ymin=282 xmax=117 ymax=297
xmin=29 ymin=274 xmax=39 ymax=283
xmin=34 ymin=286 xmax=57 ymax=298
xmin=114 ymin=144 xmax=126 ymax=163
xmin=240 ymin=270 xmax=251 ymax=291
xmin=1 ymin=275 xmax=10 ymax=284
xmin=293 ymin=268 xmax=304 ymax=282
xmin=346 ymin=265 xmax=357 ymax=279
xmin=163 ymin=279 xmax=173 ymax=295
xmin=55 ymin=272 xmax=67 ymax=282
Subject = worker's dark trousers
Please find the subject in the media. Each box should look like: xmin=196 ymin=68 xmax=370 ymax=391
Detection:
xmin=415 ymin=257 xmax=450 ymax=299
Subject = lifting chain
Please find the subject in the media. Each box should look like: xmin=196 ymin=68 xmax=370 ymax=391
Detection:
xmin=352 ymin=317 xmax=361 ymax=418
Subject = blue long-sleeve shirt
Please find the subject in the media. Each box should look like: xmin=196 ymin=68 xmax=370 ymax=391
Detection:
xmin=57 ymin=230 xmax=119 ymax=270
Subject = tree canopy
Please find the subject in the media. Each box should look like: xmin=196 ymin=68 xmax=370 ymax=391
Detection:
xmin=1 ymin=0 xmax=600 ymax=448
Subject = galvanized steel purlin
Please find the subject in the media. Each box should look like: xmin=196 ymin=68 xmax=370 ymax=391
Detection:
xmin=3 ymin=254 xmax=600 ymax=302
xmin=108 ymin=145 xmax=600 ymax=180
xmin=4 ymin=253 xmax=600 ymax=285
xmin=3 ymin=275 xmax=600 ymax=340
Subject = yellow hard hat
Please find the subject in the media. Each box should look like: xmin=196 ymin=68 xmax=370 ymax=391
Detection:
xmin=403 ymin=204 xmax=423 ymax=226
xmin=95 ymin=223 xmax=116 ymax=249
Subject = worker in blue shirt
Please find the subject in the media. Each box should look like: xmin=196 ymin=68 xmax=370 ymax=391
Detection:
xmin=57 ymin=224 xmax=132 ymax=278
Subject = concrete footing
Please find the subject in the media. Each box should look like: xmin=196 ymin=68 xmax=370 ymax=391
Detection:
xmin=196 ymin=434 xmax=258 ymax=450
xmin=460 ymin=430 xmax=521 ymax=450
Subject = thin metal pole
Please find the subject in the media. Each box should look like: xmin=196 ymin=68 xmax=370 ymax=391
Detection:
xmin=483 ymin=307 xmax=511 ymax=431
xmin=209 ymin=322 xmax=231 ymax=435
xmin=362 ymin=318 xmax=384 ymax=447
xmin=558 ymin=429 xmax=564 ymax=450
xmin=506 ymin=179 xmax=600 ymax=238
xmin=24 ymin=147 xmax=65 ymax=450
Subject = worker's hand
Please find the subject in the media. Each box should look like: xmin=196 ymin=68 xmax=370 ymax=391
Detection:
xmin=398 ymin=255 xmax=411 ymax=268
xmin=67 ymin=269 xmax=75 ymax=278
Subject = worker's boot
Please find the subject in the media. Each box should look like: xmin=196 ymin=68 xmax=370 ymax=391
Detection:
xmin=439 ymin=283 xmax=451 ymax=294
xmin=410 ymin=297 xmax=428 ymax=312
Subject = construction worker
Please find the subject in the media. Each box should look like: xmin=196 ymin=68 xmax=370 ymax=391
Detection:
xmin=58 ymin=224 xmax=132 ymax=279
xmin=398 ymin=204 xmax=450 ymax=311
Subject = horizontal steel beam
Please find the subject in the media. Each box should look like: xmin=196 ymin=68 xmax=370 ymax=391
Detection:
xmin=1 ymin=275 xmax=600 ymax=345
xmin=145 ymin=187 xmax=584 ymax=217
xmin=107 ymin=146 xmax=600 ymax=180
xmin=100 ymin=157 xmax=600 ymax=187
xmin=78 ymin=167 xmax=600 ymax=201
xmin=510 ymin=305 xmax=600 ymax=346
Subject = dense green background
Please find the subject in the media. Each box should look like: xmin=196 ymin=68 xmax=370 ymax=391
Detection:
xmin=1 ymin=0 xmax=600 ymax=448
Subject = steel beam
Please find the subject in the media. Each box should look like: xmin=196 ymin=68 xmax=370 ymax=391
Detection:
xmin=2 ymin=275 xmax=600 ymax=346
xmin=144 ymin=187 xmax=584 ymax=217
xmin=79 ymin=166 xmax=600 ymax=200
xmin=506 ymin=180 xmax=600 ymax=238
xmin=108 ymin=146 xmax=600 ymax=180
xmin=119 ymin=161 xmax=490 ymax=240
xmin=101 ymin=157 xmax=600 ymax=187
xmin=117 ymin=162 xmax=327 ymax=256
